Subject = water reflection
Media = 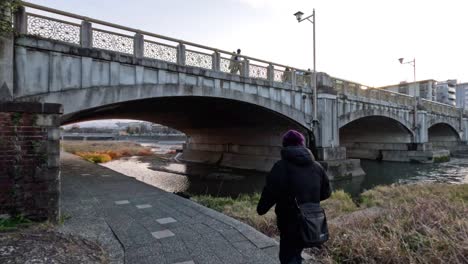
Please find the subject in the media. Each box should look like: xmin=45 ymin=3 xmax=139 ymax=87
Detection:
xmin=333 ymin=159 xmax=468 ymax=197
xmin=101 ymin=141 xmax=468 ymax=198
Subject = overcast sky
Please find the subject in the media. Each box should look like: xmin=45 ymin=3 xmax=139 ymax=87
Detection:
xmin=28 ymin=0 xmax=467 ymax=87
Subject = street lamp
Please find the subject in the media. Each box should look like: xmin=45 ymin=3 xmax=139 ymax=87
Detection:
xmin=398 ymin=57 xmax=416 ymax=82
xmin=294 ymin=9 xmax=317 ymax=127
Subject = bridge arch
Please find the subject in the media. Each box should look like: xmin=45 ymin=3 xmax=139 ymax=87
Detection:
xmin=338 ymin=109 xmax=413 ymax=133
xmin=22 ymin=83 xmax=310 ymax=130
xmin=426 ymin=120 xmax=461 ymax=135
xmin=427 ymin=122 xmax=461 ymax=151
xmin=26 ymin=85 xmax=311 ymax=172
xmin=339 ymin=115 xmax=414 ymax=160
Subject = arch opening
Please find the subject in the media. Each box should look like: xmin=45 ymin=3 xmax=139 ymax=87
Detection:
xmin=61 ymin=96 xmax=308 ymax=172
xmin=339 ymin=116 xmax=414 ymax=160
xmin=428 ymin=123 xmax=460 ymax=151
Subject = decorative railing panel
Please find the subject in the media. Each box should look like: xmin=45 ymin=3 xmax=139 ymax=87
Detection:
xmin=185 ymin=50 xmax=212 ymax=70
xmin=92 ymin=29 xmax=133 ymax=54
xmin=27 ymin=14 xmax=80 ymax=45
xmin=143 ymin=41 xmax=177 ymax=63
xmin=274 ymin=70 xmax=285 ymax=83
xmin=220 ymin=58 xmax=241 ymax=75
xmin=249 ymin=64 xmax=268 ymax=80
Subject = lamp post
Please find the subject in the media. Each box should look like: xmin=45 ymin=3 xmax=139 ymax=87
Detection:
xmin=398 ymin=57 xmax=416 ymax=82
xmin=294 ymin=9 xmax=317 ymax=127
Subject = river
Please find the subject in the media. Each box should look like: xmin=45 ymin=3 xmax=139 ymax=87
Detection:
xmin=100 ymin=140 xmax=468 ymax=197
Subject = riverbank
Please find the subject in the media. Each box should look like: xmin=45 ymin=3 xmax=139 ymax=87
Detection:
xmin=193 ymin=183 xmax=468 ymax=263
xmin=62 ymin=140 xmax=153 ymax=162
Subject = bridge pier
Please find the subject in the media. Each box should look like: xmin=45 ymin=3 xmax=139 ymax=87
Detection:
xmin=315 ymin=94 xmax=365 ymax=179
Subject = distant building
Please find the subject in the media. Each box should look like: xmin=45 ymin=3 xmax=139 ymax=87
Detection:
xmin=436 ymin=80 xmax=457 ymax=106
xmin=378 ymin=79 xmax=437 ymax=101
xmin=456 ymin=82 xmax=468 ymax=109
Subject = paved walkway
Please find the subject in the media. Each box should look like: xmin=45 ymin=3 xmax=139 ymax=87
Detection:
xmin=58 ymin=152 xmax=280 ymax=264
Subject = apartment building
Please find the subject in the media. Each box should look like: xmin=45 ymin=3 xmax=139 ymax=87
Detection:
xmin=436 ymin=80 xmax=457 ymax=106
xmin=378 ymin=79 xmax=437 ymax=101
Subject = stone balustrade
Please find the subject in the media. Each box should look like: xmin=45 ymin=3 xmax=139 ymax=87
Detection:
xmin=7 ymin=1 xmax=464 ymax=119
xmin=14 ymin=2 xmax=314 ymax=90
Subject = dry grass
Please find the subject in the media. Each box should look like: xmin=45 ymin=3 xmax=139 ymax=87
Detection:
xmin=62 ymin=141 xmax=153 ymax=163
xmin=320 ymin=184 xmax=468 ymax=263
xmin=193 ymin=193 xmax=278 ymax=236
xmin=194 ymin=183 xmax=468 ymax=264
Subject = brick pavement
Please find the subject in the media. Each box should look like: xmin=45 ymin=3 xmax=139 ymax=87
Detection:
xmin=58 ymin=152 xmax=280 ymax=264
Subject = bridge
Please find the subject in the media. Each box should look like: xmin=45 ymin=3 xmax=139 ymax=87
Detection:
xmin=2 ymin=2 xmax=468 ymax=180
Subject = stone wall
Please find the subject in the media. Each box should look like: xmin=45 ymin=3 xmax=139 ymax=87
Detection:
xmin=0 ymin=102 xmax=62 ymax=221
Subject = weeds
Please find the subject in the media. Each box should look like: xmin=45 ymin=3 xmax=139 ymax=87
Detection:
xmin=194 ymin=183 xmax=468 ymax=263
xmin=193 ymin=193 xmax=278 ymax=236
xmin=0 ymin=215 xmax=32 ymax=231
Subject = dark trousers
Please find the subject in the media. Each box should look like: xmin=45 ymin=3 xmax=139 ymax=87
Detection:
xmin=279 ymin=231 xmax=303 ymax=264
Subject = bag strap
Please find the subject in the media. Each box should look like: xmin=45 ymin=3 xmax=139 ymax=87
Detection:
xmin=284 ymin=161 xmax=301 ymax=211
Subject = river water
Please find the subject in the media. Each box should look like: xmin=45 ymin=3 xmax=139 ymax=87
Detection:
xmin=100 ymin=141 xmax=468 ymax=197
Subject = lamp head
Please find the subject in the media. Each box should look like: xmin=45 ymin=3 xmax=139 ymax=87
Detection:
xmin=398 ymin=58 xmax=404 ymax=64
xmin=294 ymin=11 xmax=304 ymax=22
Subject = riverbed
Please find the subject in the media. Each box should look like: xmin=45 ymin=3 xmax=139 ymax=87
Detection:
xmin=100 ymin=140 xmax=468 ymax=197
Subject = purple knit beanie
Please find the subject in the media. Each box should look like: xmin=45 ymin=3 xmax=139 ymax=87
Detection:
xmin=282 ymin=130 xmax=305 ymax=147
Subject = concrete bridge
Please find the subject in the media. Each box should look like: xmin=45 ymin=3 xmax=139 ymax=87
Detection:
xmin=2 ymin=2 xmax=468 ymax=179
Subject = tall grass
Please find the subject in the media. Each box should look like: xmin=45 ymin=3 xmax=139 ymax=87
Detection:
xmin=194 ymin=183 xmax=468 ymax=263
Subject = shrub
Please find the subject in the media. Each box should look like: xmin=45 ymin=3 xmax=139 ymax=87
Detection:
xmin=62 ymin=141 xmax=154 ymax=162
xmin=75 ymin=152 xmax=112 ymax=163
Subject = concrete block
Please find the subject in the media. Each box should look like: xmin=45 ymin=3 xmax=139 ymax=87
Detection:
xmin=178 ymin=149 xmax=222 ymax=164
xmin=316 ymin=146 xmax=346 ymax=161
xmin=15 ymin=48 xmax=49 ymax=96
xmin=119 ymin=65 xmax=135 ymax=85
xmin=91 ymin=60 xmax=110 ymax=87
xmin=220 ymin=153 xmax=277 ymax=172
xmin=135 ymin=66 xmax=144 ymax=84
xmin=185 ymin=75 xmax=197 ymax=86
xmin=47 ymin=127 xmax=60 ymax=140
xmin=109 ymin=62 xmax=120 ymax=86
xmin=35 ymin=115 xmax=54 ymax=126
xmin=202 ymin=78 xmax=214 ymax=88
xmin=143 ymin=68 xmax=158 ymax=84
xmin=47 ymin=154 xmax=60 ymax=168
xmin=50 ymin=53 xmax=81 ymax=92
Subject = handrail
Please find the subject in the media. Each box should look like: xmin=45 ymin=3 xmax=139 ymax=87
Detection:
xmin=20 ymin=1 xmax=308 ymax=73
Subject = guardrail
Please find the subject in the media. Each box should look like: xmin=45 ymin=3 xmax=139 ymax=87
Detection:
xmin=13 ymin=1 xmax=314 ymax=89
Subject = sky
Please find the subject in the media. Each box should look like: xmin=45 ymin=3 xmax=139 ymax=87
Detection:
xmin=27 ymin=0 xmax=468 ymax=87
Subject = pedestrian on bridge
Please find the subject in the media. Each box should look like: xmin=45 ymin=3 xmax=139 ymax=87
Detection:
xmin=229 ymin=49 xmax=242 ymax=74
xmin=257 ymin=129 xmax=331 ymax=264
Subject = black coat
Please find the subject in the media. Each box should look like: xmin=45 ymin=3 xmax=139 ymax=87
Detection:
xmin=257 ymin=146 xmax=331 ymax=231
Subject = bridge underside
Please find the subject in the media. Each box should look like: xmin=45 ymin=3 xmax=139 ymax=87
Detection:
xmin=340 ymin=116 xmax=452 ymax=163
xmin=428 ymin=123 xmax=461 ymax=152
xmin=63 ymin=96 xmax=306 ymax=171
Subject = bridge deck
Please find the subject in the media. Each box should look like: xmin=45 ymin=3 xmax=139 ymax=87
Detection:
xmin=58 ymin=152 xmax=280 ymax=264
